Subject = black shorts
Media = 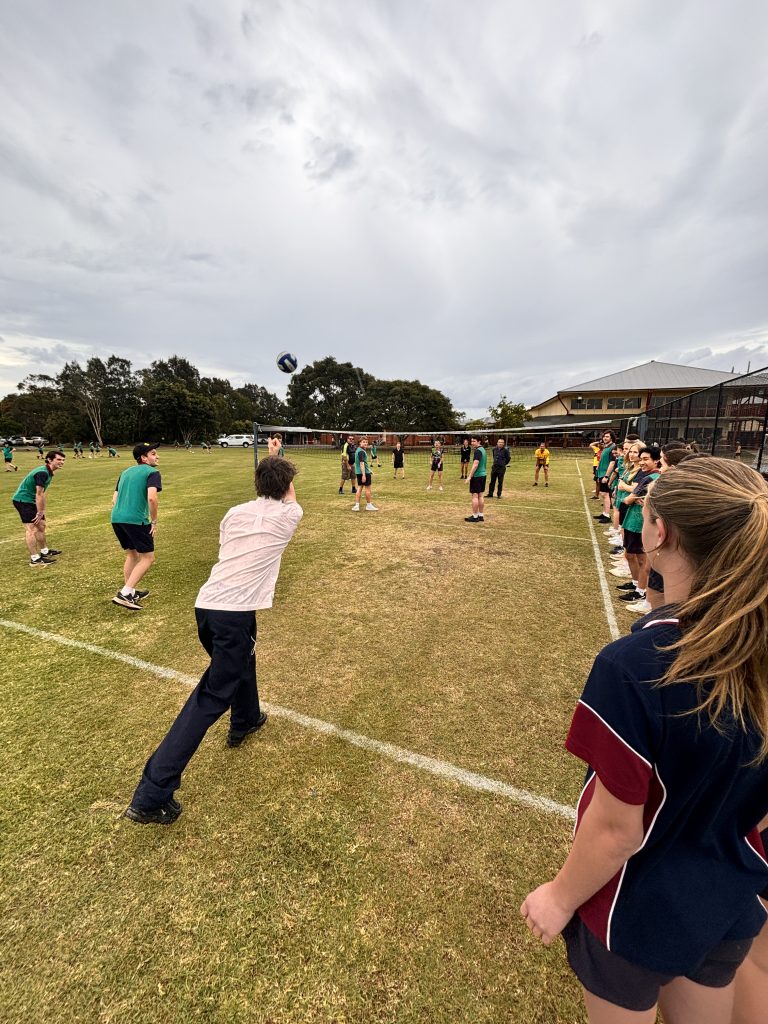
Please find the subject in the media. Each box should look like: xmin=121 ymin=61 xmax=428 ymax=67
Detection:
xmin=469 ymin=475 xmax=486 ymax=494
xmin=618 ymin=502 xmax=629 ymax=525
xmin=647 ymin=568 xmax=664 ymax=593
xmin=431 ymin=461 xmax=443 ymax=472
xmin=461 ymin=454 xmax=470 ymax=464
xmin=592 ymin=467 xmax=598 ymax=480
xmin=4 ymin=457 xmax=13 ymax=464
xmin=393 ymin=457 xmax=404 ymax=468
xmin=599 ymin=480 xmax=611 ymax=493
xmin=112 ymin=522 xmax=154 ymax=553
xmin=13 ymin=500 xmax=38 ymax=524
xmin=356 ymin=473 xmax=371 ymax=487
xmin=563 ymin=916 xmax=753 ymax=1013
xmin=623 ymin=528 xmax=644 ymax=555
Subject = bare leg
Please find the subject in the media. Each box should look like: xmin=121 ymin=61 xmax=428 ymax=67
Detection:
xmin=123 ymin=550 xmax=140 ymax=585
xmin=732 ymin=907 xmax=768 ymax=1024
xmin=24 ymin=522 xmax=44 ymax=556
xmin=126 ymin=552 xmax=155 ymax=589
xmin=657 ymin=975 xmax=735 ymax=1024
xmin=582 ymin=988 xmax=656 ymax=1024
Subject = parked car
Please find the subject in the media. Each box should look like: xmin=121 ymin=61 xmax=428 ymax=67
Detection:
xmin=218 ymin=434 xmax=254 ymax=448
xmin=29 ymin=436 xmax=49 ymax=446
xmin=8 ymin=436 xmax=30 ymax=446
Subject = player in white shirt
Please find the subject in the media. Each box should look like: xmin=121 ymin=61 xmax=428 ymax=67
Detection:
xmin=125 ymin=456 xmax=303 ymax=824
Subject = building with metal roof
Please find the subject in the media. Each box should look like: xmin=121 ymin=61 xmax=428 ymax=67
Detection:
xmin=527 ymin=359 xmax=738 ymax=426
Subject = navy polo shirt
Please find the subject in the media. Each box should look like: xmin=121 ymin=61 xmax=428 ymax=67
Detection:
xmin=566 ymin=614 xmax=768 ymax=975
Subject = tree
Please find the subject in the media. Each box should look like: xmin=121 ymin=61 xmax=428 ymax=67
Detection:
xmin=58 ymin=357 xmax=140 ymax=445
xmin=356 ymin=379 xmax=461 ymax=432
xmin=234 ymin=384 xmax=287 ymax=426
xmin=286 ymin=357 xmax=373 ymax=428
xmin=139 ymin=378 xmax=216 ymax=443
xmin=487 ymin=396 xmax=527 ymax=428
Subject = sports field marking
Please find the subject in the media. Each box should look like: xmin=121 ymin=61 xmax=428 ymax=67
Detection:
xmin=575 ymin=464 xmax=621 ymax=641
xmin=0 ymin=617 xmax=576 ymax=822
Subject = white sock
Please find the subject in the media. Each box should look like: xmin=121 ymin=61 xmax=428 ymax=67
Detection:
xmin=41 ymin=547 xmax=49 ymax=555
xmin=31 ymin=554 xmax=41 ymax=561
xmin=120 ymin=586 xmax=135 ymax=597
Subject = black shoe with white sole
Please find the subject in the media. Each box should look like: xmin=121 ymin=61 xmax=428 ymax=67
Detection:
xmin=618 ymin=590 xmax=643 ymax=602
xmin=112 ymin=591 xmax=142 ymax=610
xmin=134 ymin=589 xmax=150 ymax=600
xmin=616 ymin=581 xmax=637 ymax=591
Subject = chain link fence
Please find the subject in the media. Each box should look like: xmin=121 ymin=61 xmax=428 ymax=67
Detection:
xmin=639 ymin=366 xmax=768 ymax=470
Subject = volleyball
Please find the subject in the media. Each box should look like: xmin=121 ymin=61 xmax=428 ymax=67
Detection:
xmin=277 ymin=351 xmax=298 ymax=374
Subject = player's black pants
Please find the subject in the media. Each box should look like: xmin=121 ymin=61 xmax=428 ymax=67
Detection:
xmin=487 ymin=466 xmax=506 ymax=497
xmin=131 ymin=608 xmax=261 ymax=810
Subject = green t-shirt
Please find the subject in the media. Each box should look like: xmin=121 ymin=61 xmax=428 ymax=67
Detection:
xmin=13 ymin=467 xmax=52 ymax=504
xmin=623 ymin=472 xmax=659 ymax=532
xmin=3 ymin=446 xmax=13 ymax=461
xmin=111 ymin=464 xmax=162 ymax=525
xmin=597 ymin=444 xmax=616 ymax=478
xmin=473 ymin=445 xmax=487 ymax=477
xmin=354 ymin=448 xmax=369 ymax=477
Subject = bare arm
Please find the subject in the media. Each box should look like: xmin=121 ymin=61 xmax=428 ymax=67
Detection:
xmin=147 ymin=486 xmax=159 ymax=536
xmin=283 ymin=482 xmax=297 ymax=503
xmin=521 ymin=779 xmax=645 ymax=945
xmin=33 ymin=484 xmax=47 ymax=525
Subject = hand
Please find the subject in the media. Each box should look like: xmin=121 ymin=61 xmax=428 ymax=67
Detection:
xmin=150 ymin=522 xmax=157 ymax=537
xmin=520 ymin=882 xmax=573 ymax=946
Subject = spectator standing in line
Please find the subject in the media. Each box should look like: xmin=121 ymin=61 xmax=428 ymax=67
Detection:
xmin=487 ymin=438 xmax=511 ymax=497
xmin=594 ymin=431 xmax=618 ymax=523
xmin=589 ymin=440 xmax=602 ymax=499
xmin=522 ymin=456 xmax=768 ymax=1024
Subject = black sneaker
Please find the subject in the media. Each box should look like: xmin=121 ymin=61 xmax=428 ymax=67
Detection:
xmin=43 ymin=548 xmax=62 ymax=556
xmin=609 ymin=546 xmax=624 ymax=555
xmin=134 ymin=589 xmax=150 ymax=600
xmin=112 ymin=591 xmax=141 ymax=610
xmin=618 ymin=590 xmax=642 ymax=602
xmin=124 ymin=798 xmax=183 ymax=825
xmin=464 ymin=515 xmax=479 ymax=522
xmin=616 ymin=581 xmax=637 ymax=591
xmin=595 ymin=515 xmax=611 ymax=523
xmin=29 ymin=556 xmax=53 ymax=567
xmin=227 ymin=712 xmax=268 ymax=748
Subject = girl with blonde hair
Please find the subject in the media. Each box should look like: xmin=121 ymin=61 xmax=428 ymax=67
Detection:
xmin=522 ymin=457 xmax=768 ymax=1023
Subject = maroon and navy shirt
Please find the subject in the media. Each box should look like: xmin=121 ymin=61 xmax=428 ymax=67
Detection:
xmin=566 ymin=613 xmax=768 ymax=975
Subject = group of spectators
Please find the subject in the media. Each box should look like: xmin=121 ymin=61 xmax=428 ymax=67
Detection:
xmin=590 ymin=431 xmax=703 ymax=616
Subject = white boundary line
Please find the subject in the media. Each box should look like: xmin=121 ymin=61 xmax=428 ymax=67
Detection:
xmin=0 ymin=617 xmax=576 ymax=822
xmin=575 ymin=464 xmax=621 ymax=641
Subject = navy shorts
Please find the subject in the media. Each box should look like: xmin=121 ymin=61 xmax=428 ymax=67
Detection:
xmin=563 ymin=915 xmax=753 ymax=1013
xmin=623 ymin=528 xmax=644 ymax=554
xmin=13 ymin=500 xmax=38 ymax=524
xmin=469 ymin=475 xmax=486 ymax=494
xmin=112 ymin=522 xmax=154 ymax=553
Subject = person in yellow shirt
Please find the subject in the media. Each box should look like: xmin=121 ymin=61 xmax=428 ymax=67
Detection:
xmin=590 ymin=441 xmax=602 ymax=499
xmin=533 ymin=442 xmax=551 ymax=487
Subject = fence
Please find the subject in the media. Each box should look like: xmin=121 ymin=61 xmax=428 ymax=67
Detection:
xmin=640 ymin=366 xmax=768 ymax=470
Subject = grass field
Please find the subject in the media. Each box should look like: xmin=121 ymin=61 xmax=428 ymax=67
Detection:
xmin=0 ymin=446 xmax=625 ymax=1024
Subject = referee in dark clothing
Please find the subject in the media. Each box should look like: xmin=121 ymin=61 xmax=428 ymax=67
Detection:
xmin=487 ymin=438 xmax=511 ymax=498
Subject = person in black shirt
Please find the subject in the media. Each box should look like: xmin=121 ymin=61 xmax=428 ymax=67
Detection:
xmin=486 ymin=439 xmax=511 ymax=498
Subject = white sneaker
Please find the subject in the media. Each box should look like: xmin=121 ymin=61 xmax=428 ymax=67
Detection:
xmin=625 ymin=599 xmax=651 ymax=614
xmin=609 ymin=566 xmax=632 ymax=578
xmin=365 ymin=503 xmax=379 ymax=511
xmin=438 ymin=486 xmax=443 ymax=491
xmin=426 ymin=485 xmax=432 ymax=490
xmin=352 ymin=504 xmax=360 ymax=511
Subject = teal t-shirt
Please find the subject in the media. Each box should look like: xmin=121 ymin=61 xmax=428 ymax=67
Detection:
xmin=473 ymin=445 xmax=487 ymax=476
xmin=111 ymin=464 xmax=162 ymax=525
xmin=354 ymin=448 xmax=369 ymax=477
xmin=623 ymin=472 xmax=659 ymax=532
xmin=597 ymin=444 xmax=615 ymax=477
xmin=13 ymin=467 xmax=52 ymax=503
xmin=3 ymin=445 xmax=13 ymax=461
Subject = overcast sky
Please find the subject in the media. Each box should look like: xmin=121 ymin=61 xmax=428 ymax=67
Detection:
xmin=1 ymin=1 xmax=767 ymax=419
